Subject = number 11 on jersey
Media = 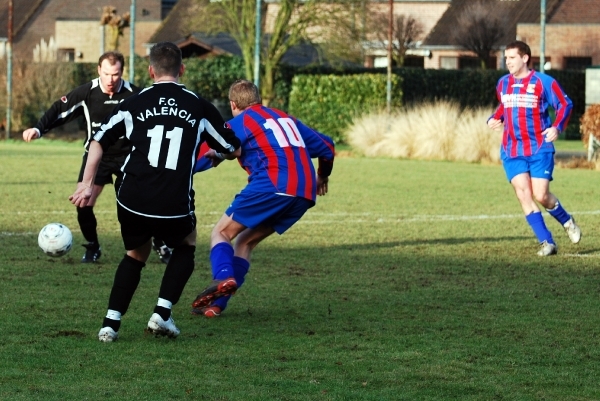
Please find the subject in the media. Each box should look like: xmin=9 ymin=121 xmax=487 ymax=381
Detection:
xmin=147 ymin=125 xmax=183 ymax=170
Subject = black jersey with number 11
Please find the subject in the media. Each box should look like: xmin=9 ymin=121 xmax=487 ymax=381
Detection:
xmin=93 ymin=82 xmax=240 ymax=218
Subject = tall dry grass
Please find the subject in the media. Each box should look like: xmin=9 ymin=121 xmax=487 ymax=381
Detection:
xmin=0 ymin=61 xmax=77 ymax=132
xmin=347 ymin=101 xmax=502 ymax=164
xmin=580 ymin=104 xmax=600 ymax=149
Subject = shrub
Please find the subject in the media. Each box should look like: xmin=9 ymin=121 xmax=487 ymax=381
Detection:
xmin=0 ymin=58 xmax=585 ymax=142
xmin=395 ymin=68 xmax=503 ymax=109
xmin=580 ymin=104 xmax=600 ymax=149
xmin=0 ymin=61 xmax=84 ymax=132
xmin=288 ymin=74 xmax=401 ymax=144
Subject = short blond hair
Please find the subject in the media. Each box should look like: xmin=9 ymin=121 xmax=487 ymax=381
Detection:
xmin=228 ymin=79 xmax=261 ymax=110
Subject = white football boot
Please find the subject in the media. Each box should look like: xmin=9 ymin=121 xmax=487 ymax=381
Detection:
xmin=537 ymin=240 xmax=557 ymax=256
xmin=563 ymin=217 xmax=582 ymax=244
xmin=147 ymin=313 xmax=180 ymax=338
xmin=98 ymin=327 xmax=118 ymax=342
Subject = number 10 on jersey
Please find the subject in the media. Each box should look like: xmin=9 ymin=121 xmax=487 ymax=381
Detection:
xmin=263 ymin=118 xmax=306 ymax=148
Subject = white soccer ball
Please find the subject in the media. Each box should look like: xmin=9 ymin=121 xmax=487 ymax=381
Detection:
xmin=38 ymin=223 xmax=73 ymax=257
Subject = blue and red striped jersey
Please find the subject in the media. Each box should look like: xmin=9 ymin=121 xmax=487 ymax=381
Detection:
xmin=490 ymin=70 xmax=572 ymax=158
xmin=195 ymin=105 xmax=335 ymax=202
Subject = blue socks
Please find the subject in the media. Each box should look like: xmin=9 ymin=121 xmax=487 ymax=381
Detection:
xmin=546 ymin=201 xmax=571 ymax=226
xmin=213 ymin=256 xmax=250 ymax=310
xmin=526 ymin=211 xmax=554 ymax=244
xmin=210 ymin=243 xmax=251 ymax=311
xmin=211 ymin=242 xmax=235 ymax=280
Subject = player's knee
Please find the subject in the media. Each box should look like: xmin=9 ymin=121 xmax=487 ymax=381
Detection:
xmin=211 ymin=225 xmax=240 ymax=244
xmin=532 ymin=190 xmax=550 ymax=205
xmin=233 ymin=240 xmax=256 ymax=255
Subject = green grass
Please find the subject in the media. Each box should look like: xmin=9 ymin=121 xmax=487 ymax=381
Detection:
xmin=2 ymin=139 xmax=600 ymax=400
xmin=554 ymin=138 xmax=586 ymax=152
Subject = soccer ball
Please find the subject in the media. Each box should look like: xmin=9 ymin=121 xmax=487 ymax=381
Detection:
xmin=38 ymin=223 xmax=73 ymax=257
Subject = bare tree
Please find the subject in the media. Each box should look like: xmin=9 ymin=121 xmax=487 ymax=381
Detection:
xmin=318 ymin=0 xmax=369 ymax=66
xmin=100 ymin=6 xmax=131 ymax=51
xmin=452 ymin=0 xmax=507 ymax=69
xmin=189 ymin=0 xmax=328 ymax=106
xmin=371 ymin=13 xmax=424 ymax=67
xmin=394 ymin=15 xmax=424 ymax=66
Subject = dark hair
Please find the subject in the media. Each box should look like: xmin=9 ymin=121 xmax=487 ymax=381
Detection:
xmin=98 ymin=51 xmax=125 ymax=71
xmin=149 ymin=42 xmax=182 ymax=77
xmin=228 ymin=79 xmax=261 ymax=109
xmin=506 ymin=40 xmax=531 ymax=66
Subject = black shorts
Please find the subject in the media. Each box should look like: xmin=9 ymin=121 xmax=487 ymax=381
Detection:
xmin=78 ymin=153 xmax=126 ymax=187
xmin=117 ymin=204 xmax=196 ymax=250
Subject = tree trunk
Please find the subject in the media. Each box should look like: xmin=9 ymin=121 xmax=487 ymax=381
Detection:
xmin=261 ymin=62 xmax=275 ymax=106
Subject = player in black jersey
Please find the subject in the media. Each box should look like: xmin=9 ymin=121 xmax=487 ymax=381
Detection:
xmin=22 ymin=52 xmax=172 ymax=264
xmin=70 ymin=42 xmax=241 ymax=342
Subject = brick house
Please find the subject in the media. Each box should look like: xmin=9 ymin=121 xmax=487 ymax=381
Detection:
xmin=0 ymin=0 xmax=450 ymax=68
xmin=148 ymin=0 xmax=451 ymax=67
xmin=421 ymin=0 xmax=600 ymax=70
xmin=147 ymin=0 xmax=325 ymax=66
xmin=6 ymin=0 xmax=594 ymax=71
xmin=516 ymin=0 xmax=600 ymax=70
xmin=0 ymin=0 xmax=177 ymax=63
xmin=150 ymin=0 xmax=334 ymax=65
xmin=362 ymin=0 xmax=451 ymax=68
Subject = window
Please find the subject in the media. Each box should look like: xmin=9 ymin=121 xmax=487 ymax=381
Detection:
xmin=459 ymin=57 xmax=480 ymax=69
xmin=373 ymin=57 xmax=389 ymax=68
xmin=403 ymin=56 xmax=424 ymax=68
xmin=57 ymin=48 xmax=75 ymax=62
xmin=564 ymin=57 xmax=592 ymax=71
xmin=440 ymin=56 xmax=458 ymax=70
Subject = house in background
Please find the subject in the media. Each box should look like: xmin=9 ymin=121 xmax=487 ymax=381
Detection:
xmin=0 ymin=0 xmax=448 ymax=69
xmin=0 ymin=0 xmax=178 ymax=63
xmin=148 ymin=0 xmax=451 ymax=68
xmin=421 ymin=0 xmax=600 ymax=70
xmin=516 ymin=0 xmax=600 ymax=70
xmin=3 ymin=0 xmax=597 ymax=71
xmin=362 ymin=0 xmax=451 ymax=68
xmin=147 ymin=0 xmax=323 ymax=67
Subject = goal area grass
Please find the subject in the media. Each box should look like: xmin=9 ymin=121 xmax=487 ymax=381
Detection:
xmin=1 ymin=139 xmax=599 ymax=400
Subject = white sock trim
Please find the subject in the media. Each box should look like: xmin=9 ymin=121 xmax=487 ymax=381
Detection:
xmin=547 ymin=201 xmax=560 ymax=212
xmin=157 ymin=298 xmax=172 ymax=309
xmin=106 ymin=309 xmax=122 ymax=320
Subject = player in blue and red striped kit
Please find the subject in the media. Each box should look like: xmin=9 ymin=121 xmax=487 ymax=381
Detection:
xmin=488 ymin=40 xmax=581 ymax=256
xmin=191 ymin=79 xmax=335 ymax=317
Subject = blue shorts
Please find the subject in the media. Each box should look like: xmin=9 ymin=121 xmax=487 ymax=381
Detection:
xmin=226 ymin=190 xmax=313 ymax=234
xmin=501 ymin=150 xmax=554 ymax=183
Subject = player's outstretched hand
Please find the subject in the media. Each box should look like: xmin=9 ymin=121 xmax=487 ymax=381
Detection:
xmin=203 ymin=149 xmax=224 ymax=168
xmin=69 ymin=183 xmax=93 ymax=208
xmin=317 ymin=176 xmax=329 ymax=196
xmin=22 ymin=128 xmax=40 ymax=142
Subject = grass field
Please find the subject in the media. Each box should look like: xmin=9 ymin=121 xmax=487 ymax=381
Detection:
xmin=554 ymin=139 xmax=586 ymax=152
xmin=2 ymin=139 xmax=600 ymax=400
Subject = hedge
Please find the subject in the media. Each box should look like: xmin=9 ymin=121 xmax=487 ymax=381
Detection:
xmin=2 ymin=55 xmax=585 ymax=141
xmin=288 ymin=74 xmax=401 ymax=144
